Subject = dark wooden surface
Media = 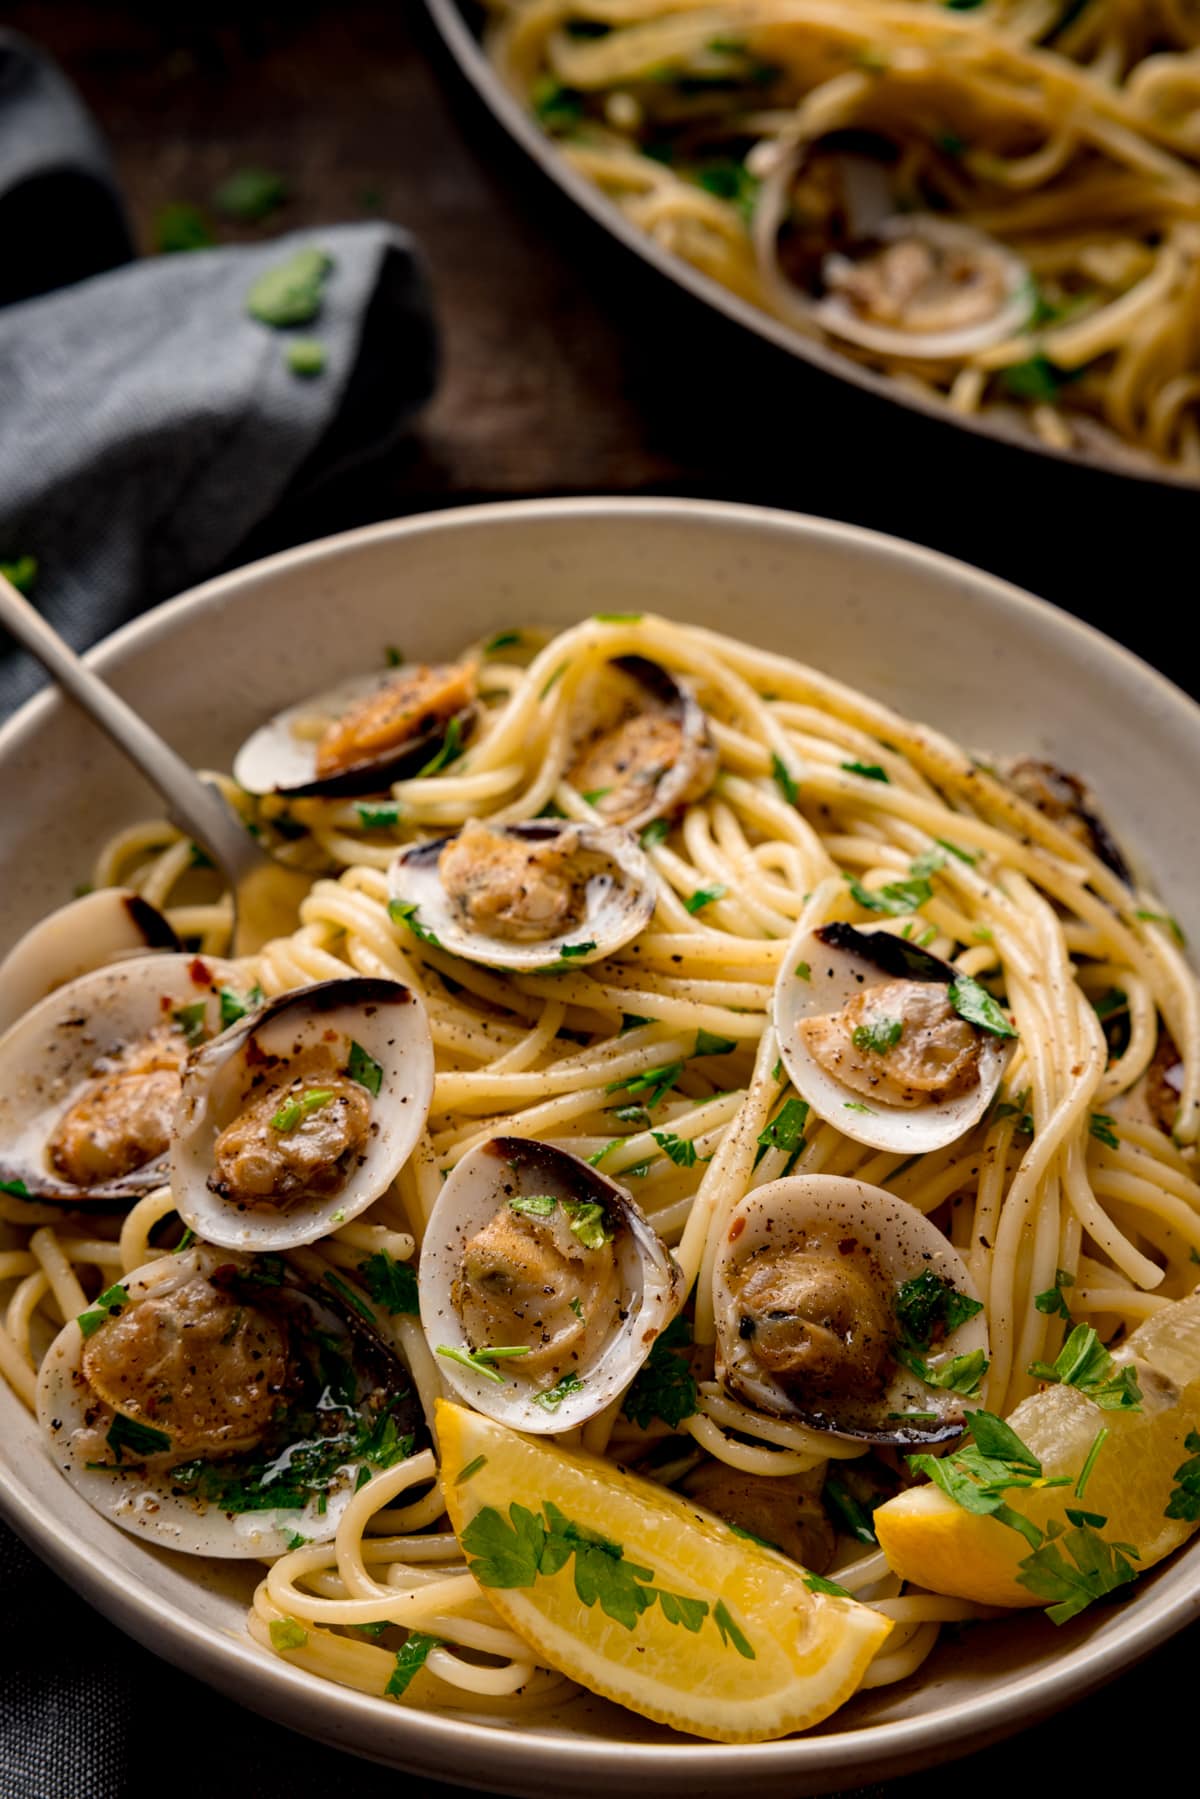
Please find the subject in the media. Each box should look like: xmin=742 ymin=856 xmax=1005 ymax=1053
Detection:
xmin=2 ymin=4 xmax=1196 ymax=1794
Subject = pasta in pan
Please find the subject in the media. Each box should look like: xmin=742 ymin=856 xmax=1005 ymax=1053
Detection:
xmin=2 ymin=614 xmax=1199 ymax=1740
xmin=482 ymin=0 xmax=1200 ymax=472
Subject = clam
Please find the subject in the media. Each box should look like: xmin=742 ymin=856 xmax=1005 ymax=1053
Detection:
xmin=419 ymin=1135 xmax=680 ymax=1433
xmin=0 ymin=952 xmax=240 ymax=1205
xmin=171 ymin=976 xmax=434 ymax=1252
xmin=565 ymin=654 xmax=717 ymax=830
xmin=387 ymin=818 xmax=656 ymax=971
xmin=1004 ymin=758 xmax=1132 ymax=884
xmin=232 ymin=659 xmax=478 ymax=798
xmin=37 ymin=1244 xmax=425 ymax=1557
xmin=774 ymin=922 xmax=1013 ymax=1154
xmin=713 ymin=1174 xmax=989 ymax=1446
xmin=0 ymin=888 xmax=179 ymax=1037
xmin=811 ymin=215 xmax=1034 ymax=362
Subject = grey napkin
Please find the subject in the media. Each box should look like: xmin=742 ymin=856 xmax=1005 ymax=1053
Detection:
xmin=0 ymin=32 xmax=438 ymax=721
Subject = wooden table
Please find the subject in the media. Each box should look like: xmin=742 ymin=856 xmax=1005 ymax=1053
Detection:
xmin=4 ymin=4 xmax=1195 ymax=1795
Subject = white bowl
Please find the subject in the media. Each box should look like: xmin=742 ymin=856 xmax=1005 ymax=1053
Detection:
xmin=2 ymin=498 xmax=1197 ymax=1793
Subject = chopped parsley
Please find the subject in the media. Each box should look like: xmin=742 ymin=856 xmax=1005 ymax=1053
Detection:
xmin=804 ymin=1571 xmax=854 ymax=1598
xmin=1001 ymin=354 xmax=1068 ymax=405
xmin=581 ymin=788 xmax=612 ymax=806
xmin=651 ymin=1130 xmax=699 ymax=1168
xmin=593 ymin=611 xmax=643 ymax=622
xmin=897 ymin=1345 xmax=988 ymax=1397
xmin=347 ymin=1040 xmax=384 ymax=1096
xmin=1092 ymin=987 xmax=1128 ymax=1020
xmin=936 ymin=837 xmax=981 ymax=865
xmin=286 ymin=339 xmax=326 ymax=378
xmin=995 ymin=1086 xmax=1035 ymax=1135
xmin=823 ymin=1476 xmax=877 ymax=1545
xmin=841 ymin=760 xmax=889 ymax=782
xmin=693 ymin=158 xmax=760 ymax=221
xmin=219 ymin=983 xmax=264 ymax=1028
xmin=154 ymin=202 xmax=214 ymax=253
xmin=685 ymin=883 xmax=727 ymax=914
xmin=484 ymin=630 xmax=521 ymax=653
xmin=509 ymin=1193 xmax=558 ymax=1219
xmin=385 ymin=646 xmax=404 ymax=666
xmin=506 ymin=1193 xmax=614 ymax=1248
xmin=639 ymin=818 xmax=670 ymax=850
xmin=358 ymin=1251 xmax=419 ymax=1315
xmin=171 ymin=1001 xmax=208 ymax=1046
xmin=1133 ymin=909 xmax=1186 ymax=946
xmin=437 ymin=1344 xmax=531 ymax=1385
xmin=1027 ymin=1324 xmax=1142 ymax=1411
xmin=77 ymin=1282 xmax=129 ymax=1340
xmin=386 ymin=1631 xmax=441 ymax=1697
xmin=948 ymin=972 xmax=1017 ymax=1038
xmin=754 ymin=1097 xmax=809 ymax=1172
xmin=214 ymin=166 xmax=287 ymax=221
xmin=387 ymin=898 xmax=441 ymax=946
xmin=461 ymin=1499 xmax=746 ymax=1650
xmin=559 ymin=940 xmax=596 ymax=959
xmin=271 ymin=1088 xmax=335 ymax=1132
xmin=851 ymin=1016 xmax=903 ymax=1055
xmin=846 ymin=874 xmax=933 ymax=916
xmin=694 ymin=1029 xmax=736 ymax=1057
xmin=106 ymin=1414 xmax=172 ymax=1462
xmin=357 ymin=802 xmax=400 ymax=830
xmin=794 ymin=960 xmax=811 ymax=981
xmin=771 ymin=753 xmax=799 ymax=806
xmin=415 ymin=716 xmax=465 ymax=779
xmin=1089 ymin=1112 xmax=1120 ymax=1151
xmin=285 ymin=1531 xmax=308 ymax=1550
xmin=455 ymin=1454 xmax=488 ymax=1485
xmin=269 ymin=1618 xmax=309 ymax=1651
xmin=1034 ymin=1269 xmax=1074 ymax=1321
xmin=0 ymin=555 xmax=37 ymax=593
xmin=1075 ymin=1426 xmax=1108 ymax=1502
xmin=623 ymin=1315 xmax=697 ymax=1430
xmin=894 ymin=1270 xmax=984 ymax=1349
xmin=323 ymin=1269 xmax=376 ymax=1324
xmin=246 ymin=248 xmax=333 ymax=327
xmin=534 ymin=1371 xmax=585 ymax=1412
xmin=606 ymin=1060 xmax=684 ymax=1108
xmin=1165 ymin=1430 xmax=1200 ymax=1522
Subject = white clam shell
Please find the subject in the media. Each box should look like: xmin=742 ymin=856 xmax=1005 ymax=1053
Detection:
xmin=232 ymin=669 xmax=475 ymax=798
xmin=713 ymin=1174 xmax=990 ymax=1444
xmin=0 ymin=951 xmax=238 ymax=1204
xmin=171 ymin=976 xmax=434 ymax=1251
xmin=0 ymin=888 xmax=179 ymax=1037
xmin=419 ymin=1135 xmax=680 ymax=1433
xmin=811 ymin=215 xmax=1034 ymax=362
xmin=773 ymin=921 xmax=1011 ymax=1154
xmin=37 ymin=1245 xmax=418 ymax=1557
xmin=387 ymin=820 xmax=656 ymax=972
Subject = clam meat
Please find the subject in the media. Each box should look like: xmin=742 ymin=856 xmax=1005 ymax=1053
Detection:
xmin=565 ymin=655 xmax=717 ymax=830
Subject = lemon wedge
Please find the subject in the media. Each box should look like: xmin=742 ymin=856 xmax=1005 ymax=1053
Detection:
xmin=875 ymin=1293 xmax=1200 ymax=1608
xmin=437 ymin=1399 xmax=891 ymax=1742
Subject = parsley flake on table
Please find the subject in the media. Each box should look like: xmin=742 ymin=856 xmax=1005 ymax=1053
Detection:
xmin=213 ymin=166 xmax=287 ymax=222
xmin=286 ymin=338 xmax=327 ymax=377
xmin=246 ymin=247 xmax=334 ymax=327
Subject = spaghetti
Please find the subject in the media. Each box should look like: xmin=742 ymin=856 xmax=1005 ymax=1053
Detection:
xmin=482 ymin=0 xmax=1200 ymax=471
xmin=1 ymin=613 xmax=1197 ymax=1729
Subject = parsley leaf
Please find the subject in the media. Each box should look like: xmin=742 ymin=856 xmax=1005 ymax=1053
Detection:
xmin=623 ymin=1315 xmax=698 ymax=1430
xmin=172 ymin=1001 xmax=208 ymax=1046
xmin=386 ymin=1632 xmax=441 ymax=1697
xmin=823 ymin=1476 xmax=877 ymax=1545
xmin=437 ymin=1345 xmax=530 ymax=1385
xmin=897 ymin=1345 xmax=988 ymax=1397
xmin=652 ymin=1130 xmax=698 ymax=1168
xmin=213 ymin=166 xmax=286 ymax=221
xmin=754 ymin=1097 xmax=809 ymax=1172
xmin=533 ymin=1371 xmax=585 ymax=1412
xmin=1027 ymin=1324 xmax=1142 ymax=1411
xmin=771 ymin=753 xmax=799 ymax=806
xmin=484 ymin=630 xmax=522 ymax=653
xmin=559 ymin=940 xmax=596 ymax=959
xmin=1165 ymin=1429 xmax=1200 ymax=1521
xmin=387 ymin=898 xmax=441 ymax=946
xmin=357 ymin=803 xmax=400 ymax=830
xmin=685 ymin=883 xmax=727 ymax=914
xmin=846 ymin=874 xmax=933 ymax=916
xmin=851 ymin=1016 xmax=902 ymax=1055
xmin=1089 ymin=1112 xmax=1120 ymax=1151
xmin=894 ymin=1269 xmax=983 ymax=1349
xmin=286 ymin=338 xmax=326 ymax=378
xmin=106 ymin=1414 xmax=172 ymax=1462
xmin=218 ymin=983 xmax=264 ymax=1028
xmin=804 ymin=1571 xmax=854 ymax=1597
xmin=712 ymin=1598 xmax=756 ymax=1659
xmin=455 ymin=1454 xmax=488 ymax=1485
xmin=948 ymin=973 xmax=1017 ymax=1038
xmin=1016 ymin=1521 xmax=1140 ymax=1623
xmin=77 ymin=1282 xmax=129 ymax=1340
xmin=246 ymin=247 xmax=333 ymax=327
xmin=509 ymin=1193 xmax=558 ymax=1219
xmin=269 ymin=1618 xmax=309 ymax=1651
xmin=694 ymin=1029 xmax=736 ymax=1057
xmin=270 ymin=1088 xmax=334 ymax=1132
xmin=841 ymin=760 xmax=889 ymax=782
xmin=1134 ymin=909 xmax=1186 ymax=946
xmin=347 ymin=1040 xmax=384 ymax=1096
xmin=639 ymin=818 xmax=670 ymax=850
xmin=606 ymin=1061 xmax=684 ymax=1108
xmin=357 ymin=1251 xmax=419 ymax=1316
xmin=414 ymin=716 xmax=465 ymax=779
xmin=1034 ymin=1269 xmax=1074 ymax=1321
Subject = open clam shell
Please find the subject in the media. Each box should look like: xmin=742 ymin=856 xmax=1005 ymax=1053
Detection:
xmin=387 ymin=819 xmax=656 ymax=971
xmin=713 ymin=1174 xmax=990 ymax=1446
xmin=419 ymin=1135 xmax=680 ymax=1433
xmin=774 ymin=921 xmax=1012 ymax=1154
xmin=0 ymin=952 xmax=238 ymax=1205
xmin=171 ymin=976 xmax=434 ymax=1252
xmin=811 ymin=215 xmax=1034 ymax=363
xmin=37 ymin=1244 xmax=425 ymax=1557
xmin=0 ymin=889 xmax=179 ymax=1038
xmin=566 ymin=654 xmax=717 ymax=830
xmin=232 ymin=666 xmax=477 ymax=799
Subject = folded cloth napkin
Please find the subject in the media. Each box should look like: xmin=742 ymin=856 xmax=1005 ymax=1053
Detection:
xmin=0 ymin=31 xmax=438 ymax=722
